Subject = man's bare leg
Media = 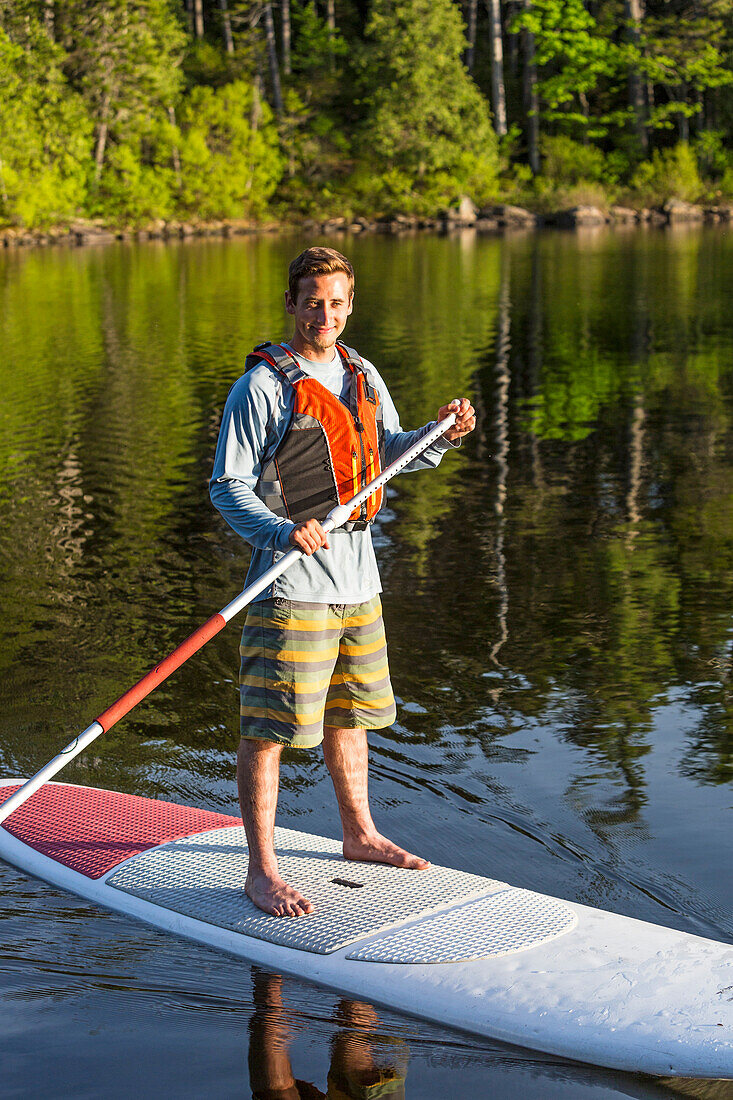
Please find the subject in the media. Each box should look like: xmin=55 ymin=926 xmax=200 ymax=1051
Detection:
xmin=238 ymin=739 xmax=314 ymax=916
xmin=322 ymin=726 xmax=429 ymax=869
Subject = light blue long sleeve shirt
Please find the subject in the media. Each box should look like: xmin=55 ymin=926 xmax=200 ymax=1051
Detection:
xmin=210 ymin=344 xmax=455 ymax=603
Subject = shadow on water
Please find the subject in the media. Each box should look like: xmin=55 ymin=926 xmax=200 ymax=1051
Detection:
xmin=1 ymin=229 xmax=732 ymax=1095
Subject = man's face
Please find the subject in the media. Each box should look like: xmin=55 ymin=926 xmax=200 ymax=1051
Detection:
xmin=285 ymin=272 xmax=354 ymax=357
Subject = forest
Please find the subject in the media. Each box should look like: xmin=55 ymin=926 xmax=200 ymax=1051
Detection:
xmin=1 ymin=0 xmax=732 ymax=230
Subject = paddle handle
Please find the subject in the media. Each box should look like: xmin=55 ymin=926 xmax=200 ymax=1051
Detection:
xmin=0 ymin=412 xmax=457 ymax=826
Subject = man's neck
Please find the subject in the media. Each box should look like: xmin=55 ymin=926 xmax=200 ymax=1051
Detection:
xmin=286 ymin=338 xmax=338 ymax=365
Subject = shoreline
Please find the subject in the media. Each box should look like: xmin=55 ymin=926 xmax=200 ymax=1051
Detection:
xmin=2 ymin=199 xmax=732 ymax=250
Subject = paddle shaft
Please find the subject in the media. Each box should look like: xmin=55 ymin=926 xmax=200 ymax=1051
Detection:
xmin=0 ymin=413 xmax=457 ymax=826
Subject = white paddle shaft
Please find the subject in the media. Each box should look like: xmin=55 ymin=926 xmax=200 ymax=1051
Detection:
xmin=0 ymin=412 xmax=457 ymax=826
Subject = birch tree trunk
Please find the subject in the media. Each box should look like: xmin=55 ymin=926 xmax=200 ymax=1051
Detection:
xmin=44 ymin=0 xmax=55 ymax=39
xmin=282 ymin=0 xmax=291 ymax=75
xmin=263 ymin=3 xmax=284 ymax=116
xmin=94 ymin=94 xmax=111 ymax=181
xmin=522 ymin=0 xmax=540 ymax=174
xmin=219 ymin=0 xmax=234 ymax=54
xmin=486 ymin=0 xmax=507 ymax=135
xmin=464 ymin=0 xmax=477 ymax=73
xmin=193 ymin=0 xmax=204 ymax=39
xmin=168 ymin=106 xmax=182 ymax=190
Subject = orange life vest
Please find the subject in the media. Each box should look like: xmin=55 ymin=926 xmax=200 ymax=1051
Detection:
xmin=245 ymin=342 xmax=385 ymax=529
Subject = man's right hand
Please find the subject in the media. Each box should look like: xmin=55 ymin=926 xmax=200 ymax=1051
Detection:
xmin=289 ymin=518 xmax=330 ymax=555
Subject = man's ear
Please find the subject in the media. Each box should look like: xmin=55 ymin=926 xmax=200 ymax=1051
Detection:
xmin=285 ymin=290 xmax=295 ymax=315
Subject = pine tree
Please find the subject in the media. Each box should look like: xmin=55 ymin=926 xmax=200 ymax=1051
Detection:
xmin=358 ymin=0 xmax=500 ymax=212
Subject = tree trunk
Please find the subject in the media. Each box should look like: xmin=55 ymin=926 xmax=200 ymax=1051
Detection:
xmin=506 ymin=0 xmax=519 ymax=75
xmin=219 ymin=0 xmax=234 ymax=54
xmin=263 ymin=5 xmax=283 ymax=115
xmin=325 ymin=0 xmax=336 ymax=69
xmin=464 ymin=0 xmax=477 ymax=73
xmin=193 ymin=0 xmax=204 ymax=39
xmin=0 ymin=157 xmax=8 ymax=207
xmin=168 ymin=106 xmax=182 ymax=190
xmin=94 ymin=95 xmax=111 ymax=181
xmin=252 ymin=68 xmax=264 ymax=132
xmin=522 ymin=0 xmax=540 ymax=174
xmin=486 ymin=0 xmax=507 ymax=135
xmin=44 ymin=0 xmax=55 ymax=39
xmin=282 ymin=0 xmax=291 ymax=76
xmin=624 ymin=0 xmax=648 ymax=154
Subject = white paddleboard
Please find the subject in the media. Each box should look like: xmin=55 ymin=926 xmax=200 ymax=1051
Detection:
xmin=0 ymin=778 xmax=730 ymax=1078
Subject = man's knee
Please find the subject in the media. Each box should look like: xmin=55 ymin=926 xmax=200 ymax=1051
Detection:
xmin=238 ymin=738 xmax=283 ymax=766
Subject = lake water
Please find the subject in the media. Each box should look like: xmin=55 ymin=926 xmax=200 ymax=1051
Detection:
xmin=0 ymin=228 xmax=732 ymax=1098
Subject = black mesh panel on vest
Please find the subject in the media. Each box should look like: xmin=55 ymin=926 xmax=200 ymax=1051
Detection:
xmin=274 ymin=427 xmax=339 ymax=524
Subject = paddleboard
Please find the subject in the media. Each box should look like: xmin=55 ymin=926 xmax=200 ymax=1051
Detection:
xmin=0 ymin=778 xmax=730 ymax=1078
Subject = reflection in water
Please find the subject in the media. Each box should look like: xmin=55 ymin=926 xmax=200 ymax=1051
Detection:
xmin=488 ymin=251 xmax=511 ymax=667
xmin=249 ymin=971 xmax=407 ymax=1100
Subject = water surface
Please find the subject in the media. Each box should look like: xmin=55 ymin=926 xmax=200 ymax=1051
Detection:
xmin=0 ymin=228 xmax=732 ymax=1097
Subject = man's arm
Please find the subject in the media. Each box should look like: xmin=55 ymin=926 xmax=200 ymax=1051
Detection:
xmin=209 ymin=368 xmax=297 ymax=553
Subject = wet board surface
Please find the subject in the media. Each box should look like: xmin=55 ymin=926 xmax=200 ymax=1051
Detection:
xmin=0 ymin=779 xmax=731 ymax=1079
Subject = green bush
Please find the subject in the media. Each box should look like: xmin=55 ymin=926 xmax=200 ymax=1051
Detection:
xmin=96 ymin=141 xmax=176 ymax=224
xmin=540 ymin=136 xmax=608 ymax=184
xmin=629 ymin=142 xmax=703 ymax=205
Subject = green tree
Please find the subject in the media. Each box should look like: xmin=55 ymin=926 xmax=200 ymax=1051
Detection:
xmin=57 ymin=0 xmax=186 ymax=180
xmin=177 ymin=79 xmax=284 ymax=218
xmin=511 ymin=0 xmax=623 ymax=141
xmin=0 ymin=23 xmax=91 ymax=227
xmin=637 ymin=1 xmax=733 ymax=141
xmin=354 ymin=0 xmax=500 ymax=214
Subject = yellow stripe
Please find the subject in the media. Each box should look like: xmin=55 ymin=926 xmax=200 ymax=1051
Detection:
xmin=342 ymin=607 xmax=383 ymax=628
xmin=324 ymin=694 xmax=395 ymax=711
xmin=241 ymin=644 xmax=340 ymax=662
xmin=240 ymin=674 xmax=331 ymax=694
xmin=338 ymin=638 xmax=387 ymax=657
xmin=240 ymin=705 xmax=322 ymax=726
xmin=257 ymin=615 xmax=337 ymax=632
xmin=330 ymin=666 xmax=389 ymax=686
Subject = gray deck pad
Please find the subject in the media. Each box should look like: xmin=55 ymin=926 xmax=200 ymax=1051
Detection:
xmin=107 ymin=825 xmax=505 ymax=955
xmin=346 ymin=889 xmax=578 ymax=963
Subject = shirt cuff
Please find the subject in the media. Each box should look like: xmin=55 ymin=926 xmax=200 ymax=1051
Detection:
xmin=275 ymin=522 xmax=297 ymax=553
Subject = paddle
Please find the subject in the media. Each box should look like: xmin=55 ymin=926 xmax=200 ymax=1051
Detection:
xmin=0 ymin=411 xmax=458 ymax=826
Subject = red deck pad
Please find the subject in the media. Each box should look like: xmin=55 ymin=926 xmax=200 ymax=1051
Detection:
xmin=0 ymin=783 xmax=238 ymax=879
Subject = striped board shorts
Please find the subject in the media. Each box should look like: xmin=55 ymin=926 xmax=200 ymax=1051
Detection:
xmin=239 ymin=595 xmax=397 ymax=748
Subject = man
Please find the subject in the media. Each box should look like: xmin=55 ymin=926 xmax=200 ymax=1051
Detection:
xmin=210 ymin=247 xmax=475 ymax=918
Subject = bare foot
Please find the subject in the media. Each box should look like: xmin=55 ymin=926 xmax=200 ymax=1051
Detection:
xmin=342 ymin=832 xmax=430 ymax=870
xmin=246 ymin=870 xmax=315 ymax=917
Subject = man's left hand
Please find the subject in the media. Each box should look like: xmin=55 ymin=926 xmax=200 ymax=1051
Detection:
xmin=438 ymin=397 xmax=476 ymax=441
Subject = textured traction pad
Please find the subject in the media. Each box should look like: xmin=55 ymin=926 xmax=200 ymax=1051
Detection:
xmin=345 ymin=890 xmax=578 ymax=963
xmin=0 ymin=783 xmax=235 ymax=879
xmin=107 ymin=825 xmax=577 ymax=960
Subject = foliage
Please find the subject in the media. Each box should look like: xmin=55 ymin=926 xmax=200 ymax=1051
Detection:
xmin=176 ymin=80 xmax=283 ymax=219
xmin=354 ymin=0 xmax=500 ymax=214
xmin=0 ymin=24 xmax=91 ymax=227
xmin=2 ymin=0 xmax=733 ymax=227
xmin=510 ymin=0 xmax=623 ymax=140
xmin=629 ymin=142 xmax=703 ymax=204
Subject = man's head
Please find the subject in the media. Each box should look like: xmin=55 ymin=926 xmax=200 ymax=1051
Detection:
xmin=287 ymin=247 xmax=355 ymax=302
xmin=285 ymin=247 xmax=355 ymax=360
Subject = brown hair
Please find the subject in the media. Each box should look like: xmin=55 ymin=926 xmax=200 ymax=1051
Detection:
xmin=288 ymin=247 xmax=355 ymax=301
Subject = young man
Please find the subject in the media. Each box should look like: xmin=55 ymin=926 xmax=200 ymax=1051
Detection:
xmin=210 ymin=247 xmax=475 ymax=917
